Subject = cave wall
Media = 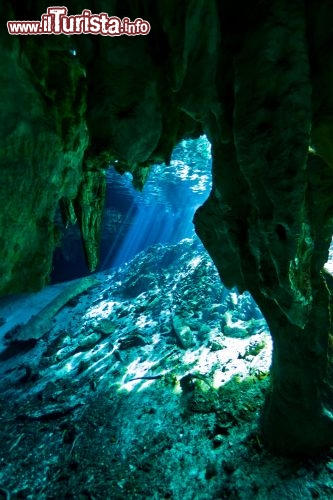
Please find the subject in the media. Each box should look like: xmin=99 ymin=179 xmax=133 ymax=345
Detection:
xmin=0 ymin=1 xmax=88 ymax=293
xmin=193 ymin=0 xmax=333 ymax=453
xmin=0 ymin=0 xmax=212 ymax=293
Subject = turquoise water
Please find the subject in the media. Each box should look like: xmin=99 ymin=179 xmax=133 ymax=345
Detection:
xmin=52 ymin=136 xmax=212 ymax=282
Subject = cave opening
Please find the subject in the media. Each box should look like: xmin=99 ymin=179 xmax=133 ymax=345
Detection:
xmin=51 ymin=135 xmax=212 ymax=283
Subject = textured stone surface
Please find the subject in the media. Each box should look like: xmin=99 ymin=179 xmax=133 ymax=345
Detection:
xmin=1 ymin=0 xmax=333 ymax=454
xmin=0 ymin=3 xmax=88 ymax=293
xmin=194 ymin=2 xmax=333 ymax=454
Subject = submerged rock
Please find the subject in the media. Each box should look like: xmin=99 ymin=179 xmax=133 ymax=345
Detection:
xmin=172 ymin=315 xmax=194 ymax=349
xmin=5 ymin=237 xmax=333 ymax=498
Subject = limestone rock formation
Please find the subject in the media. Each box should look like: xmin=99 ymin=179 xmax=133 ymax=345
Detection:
xmin=1 ymin=0 xmax=333 ymax=455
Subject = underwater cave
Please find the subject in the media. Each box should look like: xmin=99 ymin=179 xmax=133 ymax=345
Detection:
xmin=1 ymin=1 xmax=333 ymax=498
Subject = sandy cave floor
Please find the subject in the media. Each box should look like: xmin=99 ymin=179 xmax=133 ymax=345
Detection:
xmin=0 ymin=238 xmax=333 ymax=499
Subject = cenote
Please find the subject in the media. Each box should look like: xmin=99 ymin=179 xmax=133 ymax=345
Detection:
xmin=1 ymin=2 xmax=333 ymax=499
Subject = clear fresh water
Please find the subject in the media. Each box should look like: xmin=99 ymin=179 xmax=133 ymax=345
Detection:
xmin=52 ymin=136 xmax=212 ymax=282
xmin=102 ymin=135 xmax=212 ymax=269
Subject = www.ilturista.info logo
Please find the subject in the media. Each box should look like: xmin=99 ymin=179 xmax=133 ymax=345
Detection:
xmin=7 ymin=6 xmax=151 ymax=36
